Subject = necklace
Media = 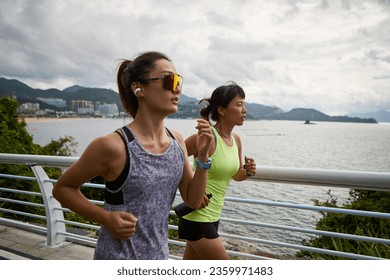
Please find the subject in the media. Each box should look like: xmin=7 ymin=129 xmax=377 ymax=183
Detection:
xmin=214 ymin=126 xmax=232 ymax=145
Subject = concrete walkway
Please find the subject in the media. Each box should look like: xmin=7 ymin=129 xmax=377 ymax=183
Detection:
xmin=0 ymin=224 xmax=94 ymax=260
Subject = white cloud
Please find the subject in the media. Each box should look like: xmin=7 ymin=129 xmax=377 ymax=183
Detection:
xmin=0 ymin=0 xmax=389 ymax=114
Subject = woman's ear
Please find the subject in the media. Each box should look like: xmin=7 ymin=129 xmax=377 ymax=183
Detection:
xmin=131 ymin=82 xmax=144 ymax=97
xmin=217 ymin=106 xmax=225 ymax=117
xmin=131 ymin=82 xmax=140 ymax=93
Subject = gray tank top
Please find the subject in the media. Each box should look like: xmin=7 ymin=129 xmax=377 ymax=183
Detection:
xmin=94 ymin=126 xmax=185 ymax=259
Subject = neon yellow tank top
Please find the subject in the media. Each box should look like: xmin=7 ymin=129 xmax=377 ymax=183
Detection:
xmin=184 ymin=126 xmax=240 ymax=222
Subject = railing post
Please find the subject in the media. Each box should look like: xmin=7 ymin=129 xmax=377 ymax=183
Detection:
xmin=31 ymin=165 xmax=66 ymax=246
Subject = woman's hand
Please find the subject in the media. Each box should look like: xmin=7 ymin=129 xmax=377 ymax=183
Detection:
xmin=195 ymin=119 xmax=213 ymax=159
xmin=102 ymin=211 xmax=138 ymax=240
xmin=197 ymin=193 xmax=211 ymax=209
xmin=244 ymin=156 xmax=256 ymax=176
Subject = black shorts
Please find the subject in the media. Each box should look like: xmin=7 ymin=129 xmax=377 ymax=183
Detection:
xmin=178 ymin=218 xmax=220 ymax=241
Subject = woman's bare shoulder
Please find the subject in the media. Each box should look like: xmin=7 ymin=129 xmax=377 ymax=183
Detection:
xmin=168 ymin=129 xmax=184 ymax=141
xmin=83 ymin=132 xmax=124 ymax=160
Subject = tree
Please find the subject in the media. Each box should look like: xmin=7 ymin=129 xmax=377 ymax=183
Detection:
xmin=0 ymin=97 xmax=41 ymax=154
xmin=298 ymin=189 xmax=390 ymax=259
xmin=0 ymin=97 xmax=77 ymax=221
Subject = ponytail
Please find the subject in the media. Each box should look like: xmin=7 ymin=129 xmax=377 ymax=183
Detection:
xmin=199 ymin=98 xmax=211 ymax=122
xmin=117 ymin=60 xmax=138 ymax=118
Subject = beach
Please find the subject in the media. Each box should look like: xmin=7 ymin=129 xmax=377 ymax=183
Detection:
xmin=22 ymin=117 xmax=85 ymax=123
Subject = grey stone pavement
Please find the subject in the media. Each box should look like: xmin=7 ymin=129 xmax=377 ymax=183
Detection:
xmin=0 ymin=224 xmax=94 ymax=260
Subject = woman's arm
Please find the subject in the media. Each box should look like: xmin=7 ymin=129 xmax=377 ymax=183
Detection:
xmin=232 ymin=133 xmax=256 ymax=181
xmin=184 ymin=134 xmax=198 ymax=157
xmin=52 ymin=134 xmax=137 ymax=239
xmin=175 ymin=119 xmax=213 ymax=209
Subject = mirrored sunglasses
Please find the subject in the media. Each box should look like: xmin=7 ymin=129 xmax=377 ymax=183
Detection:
xmin=145 ymin=73 xmax=183 ymax=92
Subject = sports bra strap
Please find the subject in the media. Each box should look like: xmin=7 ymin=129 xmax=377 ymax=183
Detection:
xmin=165 ymin=128 xmax=176 ymax=140
xmin=121 ymin=126 xmax=135 ymax=142
xmin=106 ymin=126 xmax=133 ymax=205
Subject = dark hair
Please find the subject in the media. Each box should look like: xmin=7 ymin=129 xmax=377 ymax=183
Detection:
xmin=117 ymin=51 xmax=171 ymax=117
xmin=199 ymin=81 xmax=245 ymax=122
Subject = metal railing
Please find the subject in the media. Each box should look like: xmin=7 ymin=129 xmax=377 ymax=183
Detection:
xmin=0 ymin=153 xmax=389 ymax=260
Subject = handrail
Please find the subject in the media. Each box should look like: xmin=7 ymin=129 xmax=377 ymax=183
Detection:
xmin=255 ymin=166 xmax=390 ymax=191
xmin=224 ymin=197 xmax=390 ymax=219
xmin=1 ymin=153 xmax=390 ymax=190
xmin=0 ymin=153 xmax=78 ymax=167
xmin=1 ymin=153 xmax=390 ymax=260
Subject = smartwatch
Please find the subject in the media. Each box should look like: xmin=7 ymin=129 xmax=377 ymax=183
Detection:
xmin=195 ymin=157 xmax=212 ymax=170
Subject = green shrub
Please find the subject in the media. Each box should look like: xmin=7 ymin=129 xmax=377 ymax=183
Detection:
xmin=298 ymin=190 xmax=390 ymax=259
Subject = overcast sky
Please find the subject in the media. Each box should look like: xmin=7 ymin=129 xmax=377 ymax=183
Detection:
xmin=1 ymin=0 xmax=389 ymax=115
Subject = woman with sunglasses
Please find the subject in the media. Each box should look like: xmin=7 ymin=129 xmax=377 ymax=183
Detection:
xmin=53 ymin=51 xmax=213 ymax=260
xmin=178 ymin=82 xmax=257 ymax=259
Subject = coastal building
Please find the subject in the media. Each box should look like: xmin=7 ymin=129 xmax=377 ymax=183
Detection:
xmin=37 ymin=98 xmax=67 ymax=108
xmin=17 ymin=102 xmax=40 ymax=114
xmin=96 ymin=103 xmax=119 ymax=117
xmin=71 ymin=100 xmax=94 ymax=115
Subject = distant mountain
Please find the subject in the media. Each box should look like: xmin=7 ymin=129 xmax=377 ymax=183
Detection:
xmin=280 ymin=108 xmax=329 ymax=121
xmin=349 ymin=109 xmax=390 ymax=123
xmin=63 ymin=85 xmax=85 ymax=93
xmin=0 ymin=77 xmax=38 ymax=98
xmin=0 ymin=77 xmax=32 ymax=92
xmin=0 ymin=77 xmax=378 ymax=123
xmin=245 ymin=103 xmax=283 ymax=119
xmin=273 ymin=108 xmax=377 ymax=123
xmin=0 ymin=77 xmax=124 ymax=112
xmin=179 ymin=94 xmax=198 ymax=104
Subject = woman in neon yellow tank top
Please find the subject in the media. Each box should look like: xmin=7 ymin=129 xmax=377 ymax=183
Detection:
xmin=178 ymin=82 xmax=257 ymax=259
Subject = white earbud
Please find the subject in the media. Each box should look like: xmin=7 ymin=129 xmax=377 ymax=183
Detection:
xmin=134 ymin=88 xmax=142 ymax=96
